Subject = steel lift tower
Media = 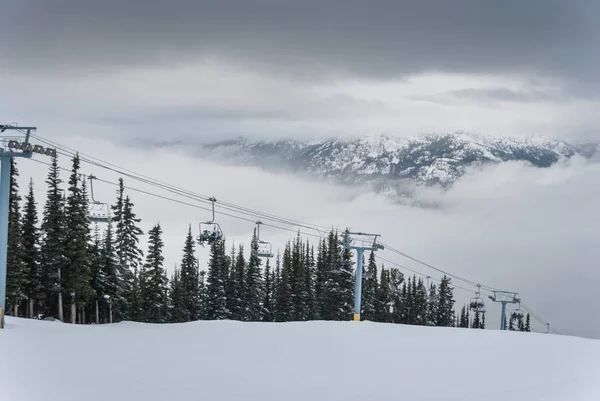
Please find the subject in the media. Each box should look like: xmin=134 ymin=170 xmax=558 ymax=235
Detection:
xmin=488 ymin=290 xmax=520 ymax=331
xmin=0 ymin=124 xmax=55 ymax=328
xmin=342 ymin=229 xmax=383 ymax=321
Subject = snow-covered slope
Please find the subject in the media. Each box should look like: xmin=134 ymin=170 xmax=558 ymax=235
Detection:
xmin=201 ymin=133 xmax=593 ymax=196
xmin=2 ymin=317 xmax=600 ymax=401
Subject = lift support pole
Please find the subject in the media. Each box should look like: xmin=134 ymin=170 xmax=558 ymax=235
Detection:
xmin=489 ymin=291 xmax=520 ymax=331
xmin=342 ymin=229 xmax=383 ymax=321
xmin=0 ymin=125 xmax=36 ymax=328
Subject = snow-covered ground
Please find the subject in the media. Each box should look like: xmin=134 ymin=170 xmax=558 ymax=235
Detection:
xmin=1 ymin=317 xmax=599 ymax=401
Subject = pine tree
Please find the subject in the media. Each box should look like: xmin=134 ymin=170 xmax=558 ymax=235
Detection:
xmin=290 ymin=233 xmax=314 ymax=321
xmin=274 ymin=242 xmax=293 ymax=321
xmin=110 ymin=179 xmax=129 ymax=319
xmin=112 ymin=178 xmax=126 ymax=265
xmin=272 ymin=251 xmax=282 ymax=319
xmin=179 ymin=226 xmax=199 ymax=321
xmin=229 ymin=244 xmax=246 ymax=320
xmin=459 ymin=305 xmax=468 ymax=328
xmin=204 ymin=240 xmax=229 ymax=320
xmin=362 ymin=251 xmax=378 ymax=321
xmin=388 ymin=268 xmax=404 ymax=324
xmin=436 ymin=276 xmax=455 ymax=327
xmin=524 ymin=313 xmax=530 ymax=332
xmin=480 ymin=313 xmax=486 ymax=329
xmin=262 ymin=258 xmax=275 ymax=322
xmin=22 ymin=179 xmax=43 ymax=318
xmin=303 ymin=243 xmax=317 ymax=320
xmin=396 ymin=278 xmax=408 ymax=324
xmin=168 ymin=267 xmax=186 ymax=322
xmin=314 ymin=237 xmax=328 ymax=319
xmin=64 ymin=154 xmax=94 ymax=322
xmin=517 ymin=314 xmax=524 ymax=332
xmin=245 ymin=229 xmax=263 ymax=321
xmin=319 ymin=230 xmax=354 ymax=321
xmin=122 ymin=196 xmax=144 ymax=321
xmin=338 ymin=243 xmax=355 ymax=320
xmin=140 ymin=223 xmax=169 ymax=323
xmin=289 ymin=235 xmax=302 ymax=320
xmin=376 ymin=266 xmax=391 ymax=322
xmin=509 ymin=315 xmax=515 ymax=331
xmin=414 ymin=278 xmax=428 ymax=326
xmin=405 ymin=276 xmax=419 ymax=324
xmin=426 ymin=282 xmax=438 ymax=326
xmin=89 ymin=225 xmax=109 ymax=323
xmin=6 ymin=159 xmax=26 ymax=316
xmin=100 ymin=222 xmax=120 ymax=320
xmin=224 ymin=243 xmax=236 ymax=316
xmin=472 ymin=311 xmax=481 ymax=329
xmin=111 ymin=179 xmax=144 ymax=321
xmin=197 ymin=269 xmax=207 ymax=320
xmin=40 ymin=154 xmax=67 ymax=320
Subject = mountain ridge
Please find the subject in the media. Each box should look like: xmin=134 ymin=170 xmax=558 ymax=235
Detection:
xmin=198 ymin=132 xmax=596 ymax=198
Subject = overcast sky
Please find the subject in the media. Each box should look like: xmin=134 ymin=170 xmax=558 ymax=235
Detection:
xmin=2 ymin=1 xmax=600 ymax=338
xmin=2 ymin=0 xmax=600 ymax=142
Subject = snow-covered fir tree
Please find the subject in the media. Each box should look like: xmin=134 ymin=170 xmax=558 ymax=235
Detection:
xmin=6 ymin=159 xmax=25 ymax=316
xmin=22 ymin=179 xmax=43 ymax=318
xmin=64 ymin=154 xmax=93 ymax=322
xmin=39 ymin=155 xmax=67 ymax=320
xmin=140 ymin=223 xmax=169 ymax=323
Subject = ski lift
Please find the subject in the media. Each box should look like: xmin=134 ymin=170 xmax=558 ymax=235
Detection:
xmin=510 ymin=302 xmax=524 ymax=320
xmin=197 ymin=197 xmax=223 ymax=247
xmin=87 ymin=175 xmax=110 ymax=223
xmin=469 ymin=284 xmax=486 ymax=313
xmin=255 ymin=221 xmax=274 ymax=258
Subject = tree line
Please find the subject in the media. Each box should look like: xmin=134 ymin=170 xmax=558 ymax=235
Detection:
xmin=4 ymin=153 xmax=532 ymax=331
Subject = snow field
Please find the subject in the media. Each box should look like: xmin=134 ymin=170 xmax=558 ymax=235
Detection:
xmin=1 ymin=317 xmax=599 ymax=401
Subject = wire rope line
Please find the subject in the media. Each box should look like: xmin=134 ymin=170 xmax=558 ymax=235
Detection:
xmin=29 ymin=157 xmax=324 ymax=240
xmin=378 ymin=256 xmax=478 ymax=294
xmin=380 ymin=241 xmax=505 ymax=293
xmin=31 ymin=133 xmax=332 ymax=234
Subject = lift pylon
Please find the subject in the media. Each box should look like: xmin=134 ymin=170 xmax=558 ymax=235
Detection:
xmin=488 ymin=291 xmax=520 ymax=331
xmin=342 ymin=228 xmax=383 ymax=321
xmin=0 ymin=124 xmax=57 ymax=328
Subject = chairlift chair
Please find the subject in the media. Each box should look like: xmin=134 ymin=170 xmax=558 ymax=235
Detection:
xmin=511 ymin=303 xmax=524 ymax=320
xmin=257 ymin=240 xmax=274 ymax=258
xmin=87 ymin=175 xmax=111 ymax=223
xmin=469 ymin=285 xmax=486 ymax=313
xmin=197 ymin=197 xmax=224 ymax=247
xmin=254 ymin=221 xmax=274 ymax=258
xmin=469 ymin=298 xmax=485 ymax=314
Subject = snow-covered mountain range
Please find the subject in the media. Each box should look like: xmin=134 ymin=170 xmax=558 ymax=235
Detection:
xmin=199 ymin=132 xmax=597 ymax=197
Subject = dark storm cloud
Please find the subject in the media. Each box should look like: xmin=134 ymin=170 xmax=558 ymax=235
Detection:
xmin=1 ymin=0 xmax=599 ymax=83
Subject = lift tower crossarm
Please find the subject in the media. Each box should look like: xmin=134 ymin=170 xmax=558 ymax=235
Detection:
xmin=488 ymin=291 xmax=520 ymax=331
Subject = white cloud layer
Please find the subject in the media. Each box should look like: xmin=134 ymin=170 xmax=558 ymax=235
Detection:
xmin=2 ymin=62 xmax=599 ymax=145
